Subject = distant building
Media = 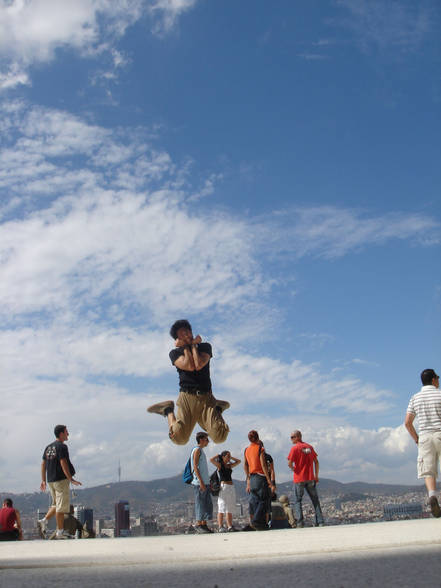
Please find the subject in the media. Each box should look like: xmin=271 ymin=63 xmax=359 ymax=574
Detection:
xmin=74 ymin=505 xmax=93 ymax=531
xmin=95 ymin=518 xmax=105 ymax=536
xmin=132 ymin=514 xmax=159 ymax=536
xmin=115 ymin=500 xmax=130 ymax=537
xmin=383 ymin=503 xmax=423 ymax=520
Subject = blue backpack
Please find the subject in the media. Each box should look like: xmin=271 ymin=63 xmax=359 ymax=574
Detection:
xmin=183 ymin=455 xmax=193 ymax=484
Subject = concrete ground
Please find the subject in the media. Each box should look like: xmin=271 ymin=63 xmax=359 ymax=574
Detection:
xmin=1 ymin=519 xmax=441 ymax=587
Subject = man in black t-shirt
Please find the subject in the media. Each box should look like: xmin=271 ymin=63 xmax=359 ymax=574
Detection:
xmin=38 ymin=425 xmax=82 ymax=539
xmin=147 ymin=319 xmax=230 ymax=445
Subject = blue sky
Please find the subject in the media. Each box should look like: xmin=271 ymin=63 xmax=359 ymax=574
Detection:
xmin=0 ymin=0 xmax=440 ymax=492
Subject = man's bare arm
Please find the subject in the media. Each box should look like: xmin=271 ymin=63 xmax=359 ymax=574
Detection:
xmin=244 ymin=456 xmax=251 ymax=493
xmin=314 ymin=457 xmax=319 ymax=482
xmin=173 ymin=346 xmax=196 ymax=371
xmin=192 ymin=448 xmax=206 ymax=491
xmin=60 ymin=458 xmax=82 ymax=486
xmin=40 ymin=461 xmax=47 ymax=491
xmin=260 ymin=452 xmax=275 ymax=491
xmin=15 ymin=510 xmax=23 ymax=539
xmin=173 ymin=336 xmax=210 ymax=372
xmin=190 ymin=345 xmax=210 ymax=371
xmin=405 ymin=413 xmax=419 ymax=444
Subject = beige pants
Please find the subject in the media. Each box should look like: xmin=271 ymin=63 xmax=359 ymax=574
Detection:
xmin=417 ymin=431 xmax=441 ymax=478
xmin=48 ymin=478 xmax=70 ymax=513
xmin=169 ymin=391 xmax=229 ymax=445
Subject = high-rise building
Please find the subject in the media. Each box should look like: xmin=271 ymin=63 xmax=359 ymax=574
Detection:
xmin=115 ymin=500 xmax=130 ymax=537
xmin=74 ymin=505 xmax=93 ymax=531
xmin=95 ymin=518 xmax=105 ymax=536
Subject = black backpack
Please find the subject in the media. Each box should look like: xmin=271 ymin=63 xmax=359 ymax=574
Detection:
xmin=209 ymin=470 xmax=221 ymax=496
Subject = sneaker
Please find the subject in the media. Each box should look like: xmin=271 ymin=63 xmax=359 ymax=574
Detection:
xmin=429 ymin=496 xmax=441 ymax=518
xmin=185 ymin=525 xmax=196 ymax=534
xmin=216 ymin=400 xmax=230 ymax=413
xmin=242 ymin=524 xmax=256 ymax=532
xmin=195 ymin=524 xmax=211 ymax=534
xmin=227 ymin=526 xmax=239 ymax=532
xmin=55 ymin=530 xmax=72 ymax=540
xmin=147 ymin=400 xmax=174 ymax=417
xmin=37 ymin=519 xmax=47 ymax=538
xmin=218 ymin=526 xmax=227 ymax=533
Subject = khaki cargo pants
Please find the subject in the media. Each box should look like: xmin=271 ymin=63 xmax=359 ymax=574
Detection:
xmin=169 ymin=391 xmax=229 ymax=445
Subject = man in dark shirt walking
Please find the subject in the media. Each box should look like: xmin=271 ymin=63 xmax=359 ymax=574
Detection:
xmin=147 ymin=319 xmax=230 ymax=445
xmin=38 ymin=425 xmax=82 ymax=539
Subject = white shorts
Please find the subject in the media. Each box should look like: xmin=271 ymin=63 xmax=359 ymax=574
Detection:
xmin=217 ymin=483 xmax=236 ymax=514
xmin=417 ymin=431 xmax=441 ymax=478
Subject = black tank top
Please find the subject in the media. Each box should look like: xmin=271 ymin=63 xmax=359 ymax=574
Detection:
xmin=219 ymin=462 xmax=233 ymax=483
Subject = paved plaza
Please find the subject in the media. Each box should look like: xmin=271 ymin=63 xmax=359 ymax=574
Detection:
xmin=1 ymin=519 xmax=441 ymax=587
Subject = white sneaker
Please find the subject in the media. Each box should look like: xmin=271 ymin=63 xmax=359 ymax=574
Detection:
xmin=38 ymin=519 xmax=48 ymax=538
xmin=56 ymin=530 xmax=72 ymax=540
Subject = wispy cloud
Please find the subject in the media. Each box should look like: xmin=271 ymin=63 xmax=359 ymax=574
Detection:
xmin=334 ymin=0 xmax=434 ymax=55
xmin=257 ymin=206 xmax=439 ymax=260
xmin=296 ymin=53 xmax=330 ymax=61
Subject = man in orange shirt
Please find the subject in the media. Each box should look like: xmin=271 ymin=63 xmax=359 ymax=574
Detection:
xmin=243 ymin=430 xmax=275 ymax=530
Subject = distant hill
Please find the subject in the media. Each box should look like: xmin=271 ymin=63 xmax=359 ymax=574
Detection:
xmin=1 ymin=476 xmax=425 ymax=517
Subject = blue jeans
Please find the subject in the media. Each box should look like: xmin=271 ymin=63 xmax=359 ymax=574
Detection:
xmin=193 ymin=485 xmax=213 ymax=522
xmin=249 ymin=474 xmax=269 ymax=526
xmin=294 ymin=481 xmax=324 ymax=526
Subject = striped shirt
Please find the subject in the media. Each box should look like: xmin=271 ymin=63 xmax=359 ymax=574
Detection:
xmin=407 ymin=385 xmax=441 ymax=434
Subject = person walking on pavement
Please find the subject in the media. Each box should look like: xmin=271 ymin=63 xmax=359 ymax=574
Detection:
xmin=39 ymin=425 xmax=82 ymax=539
xmin=405 ymin=368 xmax=441 ymax=518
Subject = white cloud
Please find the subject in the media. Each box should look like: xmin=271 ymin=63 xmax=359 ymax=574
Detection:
xmin=149 ymin=0 xmax=199 ymax=34
xmin=214 ymin=347 xmax=392 ymax=415
xmin=0 ymin=0 xmax=199 ymax=91
xmin=335 ymin=0 xmax=433 ymax=55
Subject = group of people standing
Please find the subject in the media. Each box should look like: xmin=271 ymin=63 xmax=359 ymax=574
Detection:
xmin=185 ymin=426 xmax=324 ymax=533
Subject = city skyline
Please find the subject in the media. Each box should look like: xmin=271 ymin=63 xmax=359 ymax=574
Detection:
xmin=0 ymin=1 xmax=440 ymax=492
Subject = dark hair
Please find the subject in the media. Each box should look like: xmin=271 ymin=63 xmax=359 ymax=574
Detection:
xmin=248 ymin=430 xmax=259 ymax=443
xmin=421 ymin=369 xmax=439 ymax=386
xmin=54 ymin=424 xmax=66 ymax=438
xmin=196 ymin=431 xmax=208 ymax=444
xmin=219 ymin=450 xmax=231 ymax=464
xmin=3 ymin=498 xmax=13 ymax=507
xmin=170 ymin=319 xmax=192 ymax=340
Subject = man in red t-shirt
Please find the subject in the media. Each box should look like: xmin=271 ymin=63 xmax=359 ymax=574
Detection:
xmin=287 ymin=430 xmax=324 ymax=527
xmin=0 ymin=498 xmax=22 ymax=541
